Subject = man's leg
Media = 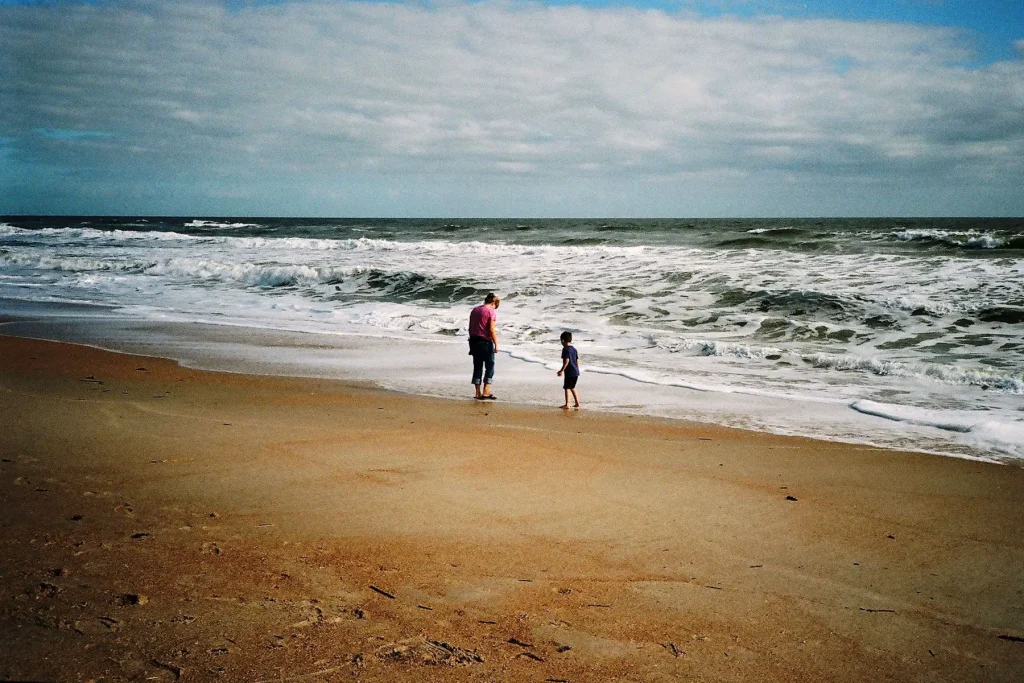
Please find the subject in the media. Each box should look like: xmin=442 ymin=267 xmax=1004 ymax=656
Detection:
xmin=472 ymin=352 xmax=484 ymax=398
xmin=482 ymin=347 xmax=495 ymax=397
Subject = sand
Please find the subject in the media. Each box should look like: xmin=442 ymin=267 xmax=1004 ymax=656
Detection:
xmin=1 ymin=333 xmax=1022 ymax=682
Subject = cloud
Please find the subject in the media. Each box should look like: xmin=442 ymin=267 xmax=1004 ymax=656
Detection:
xmin=1 ymin=0 xmax=1022 ymax=215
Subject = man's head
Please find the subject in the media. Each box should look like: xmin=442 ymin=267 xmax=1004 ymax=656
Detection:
xmin=560 ymin=331 xmax=572 ymax=345
xmin=484 ymin=292 xmax=500 ymax=308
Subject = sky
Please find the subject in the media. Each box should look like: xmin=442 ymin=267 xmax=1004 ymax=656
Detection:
xmin=1 ymin=0 xmax=1023 ymax=217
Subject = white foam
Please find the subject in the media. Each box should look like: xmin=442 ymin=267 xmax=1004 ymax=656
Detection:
xmin=894 ymin=229 xmax=1005 ymax=249
xmin=851 ymin=399 xmax=1024 ymax=458
xmin=0 ymin=224 xmax=198 ymax=243
xmin=851 ymin=399 xmax=974 ymax=432
xmin=745 ymin=226 xmax=795 ymax=234
xmin=656 ymin=336 xmax=786 ymax=360
xmin=184 ymin=220 xmax=262 ymax=228
xmin=804 ymin=352 xmax=1023 ymax=393
xmin=505 ymin=348 xmax=559 ymax=370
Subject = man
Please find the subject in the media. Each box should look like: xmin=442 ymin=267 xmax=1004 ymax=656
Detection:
xmin=468 ymin=292 xmax=500 ymax=400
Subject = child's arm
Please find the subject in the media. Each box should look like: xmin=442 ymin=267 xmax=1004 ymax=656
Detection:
xmin=557 ymin=357 xmax=569 ymax=376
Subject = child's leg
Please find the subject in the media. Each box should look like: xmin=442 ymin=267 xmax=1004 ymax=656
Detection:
xmin=561 ymin=388 xmax=570 ymax=408
xmin=570 ymin=387 xmax=580 ymax=407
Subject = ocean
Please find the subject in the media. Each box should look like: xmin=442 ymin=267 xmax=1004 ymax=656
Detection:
xmin=2 ymin=216 xmax=1022 ymax=463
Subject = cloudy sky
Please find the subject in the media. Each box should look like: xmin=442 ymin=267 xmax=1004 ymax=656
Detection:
xmin=2 ymin=0 xmax=1022 ymax=217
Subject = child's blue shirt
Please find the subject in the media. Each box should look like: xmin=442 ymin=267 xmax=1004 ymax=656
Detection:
xmin=561 ymin=345 xmax=579 ymax=376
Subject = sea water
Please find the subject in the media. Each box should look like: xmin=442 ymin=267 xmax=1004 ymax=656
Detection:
xmin=1 ymin=216 xmax=1022 ymax=463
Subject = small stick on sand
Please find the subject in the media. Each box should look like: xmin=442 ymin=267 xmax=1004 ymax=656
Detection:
xmin=662 ymin=642 xmax=684 ymax=658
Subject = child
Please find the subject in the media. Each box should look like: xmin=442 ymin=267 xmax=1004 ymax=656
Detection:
xmin=556 ymin=331 xmax=581 ymax=409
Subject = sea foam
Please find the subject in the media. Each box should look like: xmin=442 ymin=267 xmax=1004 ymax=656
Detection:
xmin=851 ymin=399 xmax=1024 ymax=458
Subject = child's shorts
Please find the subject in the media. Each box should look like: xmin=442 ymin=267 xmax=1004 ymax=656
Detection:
xmin=563 ymin=374 xmax=579 ymax=390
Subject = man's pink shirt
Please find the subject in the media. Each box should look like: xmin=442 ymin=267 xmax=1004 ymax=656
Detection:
xmin=469 ymin=304 xmax=495 ymax=338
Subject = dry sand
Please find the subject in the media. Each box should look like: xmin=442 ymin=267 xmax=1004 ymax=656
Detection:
xmin=1 ymin=333 xmax=1022 ymax=682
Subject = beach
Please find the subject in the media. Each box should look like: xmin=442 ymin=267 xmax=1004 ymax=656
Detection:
xmin=2 ymin=333 xmax=1023 ymax=682
xmin=5 ymin=0 xmax=1024 ymax=678
xmin=4 ymin=217 xmax=1023 ymax=463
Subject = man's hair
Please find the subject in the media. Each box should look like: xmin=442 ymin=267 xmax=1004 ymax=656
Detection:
xmin=560 ymin=331 xmax=573 ymax=343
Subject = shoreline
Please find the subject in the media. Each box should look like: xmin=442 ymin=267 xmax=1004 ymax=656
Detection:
xmin=0 ymin=300 xmax=1015 ymax=466
xmin=0 ymin=326 xmax=999 ymax=466
xmin=2 ymin=333 xmax=1023 ymax=681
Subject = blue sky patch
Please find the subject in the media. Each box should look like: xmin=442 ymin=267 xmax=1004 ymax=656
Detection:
xmin=33 ymin=128 xmax=117 ymax=141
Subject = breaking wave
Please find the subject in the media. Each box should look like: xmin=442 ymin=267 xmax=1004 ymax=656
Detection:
xmin=893 ymin=229 xmax=1007 ymax=249
xmin=184 ymin=220 xmax=262 ymax=229
xmin=804 ymin=352 xmax=1024 ymax=393
xmin=851 ymin=400 xmax=1024 ymax=458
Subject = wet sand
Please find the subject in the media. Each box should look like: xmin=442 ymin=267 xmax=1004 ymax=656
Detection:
xmin=1 ymin=333 xmax=1022 ymax=682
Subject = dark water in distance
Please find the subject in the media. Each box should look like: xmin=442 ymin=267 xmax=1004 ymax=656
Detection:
xmin=6 ymin=215 xmax=1024 ymax=255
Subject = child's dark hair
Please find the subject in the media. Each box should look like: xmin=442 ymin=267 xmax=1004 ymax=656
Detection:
xmin=560 ymin=331 xmax=573 ymax=343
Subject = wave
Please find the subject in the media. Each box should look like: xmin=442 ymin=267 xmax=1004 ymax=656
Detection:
xmin=887 ymin=296 xmax=975 ymax=317
xmin=559 ymin=237 xmax=610 ymax=246
xmin=0 ymin=249 xmax=488 ymax=303
xmin=893 ymin=229 xmax=1007 ymax=249
xmin=504 ymin=348 xmax=559 ymax=370
xmin=977 ymin=306 xmax=1024 ymax=325
xmin=335 ymin=269 xmax=488 ymax=303
xmin=0 ymin=251 xmax=127 ymax=273
xmin=0 ymin=249 xmax=331 ymax=285
xmin=594 ymin=223 xmax=657 ymax=233
xmin=0 ymin=224 xmax=196 ymax=242
xmin=706 ymin=284 xmax=980 ymax=329
xmin=0 ymin=251 xmax=334 ymax=286
xmin=804 ymin=352 xmax=1024 ymax=393
xmin=719 ymin=287 xmax=852 ymax=314
xmin=655 ymin=336 xmax=785 ymax=359
xmin=851 ymin=399 xmax=973 ymax=432
xmin=714 ymin=226 xmax=807 ymax=247
xmin=851 ymin=399 xmax=1024 ymax=457
xmin=0 ymin=224 xmax=655 ymax=258
xmin=184 ymin=220 xmax=262 ymax=229
xmin=745 ymin=226 xmax=801 ymax=235
xmin=714 ymin=236 xmax=776 ymax=248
